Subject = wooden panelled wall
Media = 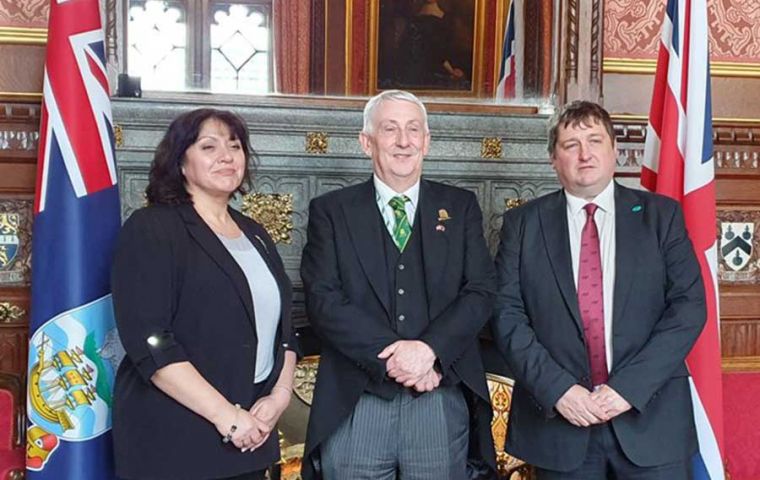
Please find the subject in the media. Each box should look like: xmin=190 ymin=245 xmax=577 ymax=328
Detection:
xmin=1 ymin=0 xmax=760 ymax=386
xmin=0 ymin=0 xmax=46 ymax=383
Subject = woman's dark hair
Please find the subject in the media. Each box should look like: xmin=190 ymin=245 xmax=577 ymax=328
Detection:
xmin=145 ymin=108 xmax=257 ymax=205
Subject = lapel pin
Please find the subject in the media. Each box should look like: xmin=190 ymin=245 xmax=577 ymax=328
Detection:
xmin=437 ymin=208 xmax=451 ymax=222
xmin=632 ymin=205 xmax=643 ymax=212
xmin=435 ymin=224 xmax=446 ymax=232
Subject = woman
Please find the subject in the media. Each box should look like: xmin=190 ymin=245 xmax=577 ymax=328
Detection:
xmin=112 ymin=108 xmax=296 ymax=479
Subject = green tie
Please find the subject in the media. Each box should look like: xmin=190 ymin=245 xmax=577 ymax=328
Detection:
xmin=388 ymin=195 xmax=411 ymax=252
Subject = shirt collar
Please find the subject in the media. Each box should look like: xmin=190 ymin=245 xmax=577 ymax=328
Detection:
xmin=373 ymin=174 xmax=420 ymax=209
xmin=565 ymin=180 xmax=615 ymax=216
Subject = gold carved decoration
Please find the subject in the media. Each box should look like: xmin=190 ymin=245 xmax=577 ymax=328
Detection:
xmin=114 ymin=124 xmax=123 ymax=148
xmin=276 ymin=356 xmax=319 ymax=480
xmin=0 ymin=302 xmax=25 ymax=323
xmin=241 ymin=193 xmax=294 ymax=245
xmin=292 ymin=355 xmax=319 ymax=406
xmin=481 ymin=137 xmax=503 ymax=159
xmin=305 ymin=132 xmax=328 ymax=154
xmin=279 ymin=429 xmax=305 ymax=480
xmin=505 ymin=197 xmax=527 ymax=211
xmin=487 ymin=373 xmax=534 ymax=480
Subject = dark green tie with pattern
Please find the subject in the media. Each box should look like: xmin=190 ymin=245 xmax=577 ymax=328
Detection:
xmin=388 ymin=195 xmax=411 ymax=252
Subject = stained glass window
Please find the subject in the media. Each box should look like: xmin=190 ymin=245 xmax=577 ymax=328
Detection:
xmin=125 ymin=0 xmax=272 ymax=93
xmin=211 ymin=3 xmax=272 ymax=94
xmin=127 ymin=0 xmax=187 ymax=91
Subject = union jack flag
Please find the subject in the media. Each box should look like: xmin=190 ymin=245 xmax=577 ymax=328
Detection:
xmin=641 ymin=1 xmax=724 ymax=479
xmin=27 ymin=0 xmax=121 ymax=478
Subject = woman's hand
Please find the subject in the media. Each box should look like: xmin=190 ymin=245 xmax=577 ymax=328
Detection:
xmin=213 ymin=402 xmax=270 ymax=451
xmin=249 ymin=387 xmax=291 ymax=432
xmin=235 ymin=387 xmax=291 ymax=452
xmin=236 ymin=413 xmax=272 ymax=452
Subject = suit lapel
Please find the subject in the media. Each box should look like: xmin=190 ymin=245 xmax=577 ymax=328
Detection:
xmin=612 ymin=184 xmax=641 ymax=357
xmin=343 ymin=180 xmax=391 ymax=315
xmin=231 ymin=207 xmax=290 ymax=332
xmin=177 ymin=204 xmax=256 ymax=330
xmin=419 ymin=180 xmax=449 ymax=313
xmin=539 ymin=190 xmax=584 ymax=334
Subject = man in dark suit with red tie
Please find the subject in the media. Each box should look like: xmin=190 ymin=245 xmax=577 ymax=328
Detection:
xmin=492 ymin=100 xmax=707 ymax=479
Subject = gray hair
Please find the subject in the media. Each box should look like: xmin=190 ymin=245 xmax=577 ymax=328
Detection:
xmin=362 ymin=90 xmax=429 ymax=134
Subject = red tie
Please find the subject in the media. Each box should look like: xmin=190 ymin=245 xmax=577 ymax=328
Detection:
xmin=578 ymin=203 xmax=608 ymax=386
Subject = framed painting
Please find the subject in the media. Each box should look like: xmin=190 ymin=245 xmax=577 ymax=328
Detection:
xmin=368 ymin=0 xmax=486 ymax=96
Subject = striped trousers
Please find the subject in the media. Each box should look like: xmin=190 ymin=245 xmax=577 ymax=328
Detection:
xmin=321 ymin=385 xmax=469 ymax=480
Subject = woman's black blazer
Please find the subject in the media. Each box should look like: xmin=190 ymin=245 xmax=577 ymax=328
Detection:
xmin=111 ymin=204 xmax=295 ymax=480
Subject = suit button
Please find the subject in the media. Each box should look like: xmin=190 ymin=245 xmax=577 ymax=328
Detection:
xmin=398 ymin=315 xmax=405 ymax=322
xmin=398 ymin=288 xmax=405 ymax=295
xmin=398 ymin=264 xmax=405 ymax=270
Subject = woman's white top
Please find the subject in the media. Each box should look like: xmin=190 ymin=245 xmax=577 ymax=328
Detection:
xmin=217 ymin=233 xmax=281 ymax=383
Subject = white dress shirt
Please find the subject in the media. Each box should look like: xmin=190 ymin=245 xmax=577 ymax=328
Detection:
xmin=566 ymin=180 xmax=616 ymax=371
xmin=373 ymin=175 xmax=420 ymax=237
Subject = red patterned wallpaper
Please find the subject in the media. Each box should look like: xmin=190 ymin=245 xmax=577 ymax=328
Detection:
xmin=0 ymin=0 xmax=48 ymax=29
xmin=604 ymin=0 xmax=760 ymax=64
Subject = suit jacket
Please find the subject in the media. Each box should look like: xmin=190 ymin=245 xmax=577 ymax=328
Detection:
xmin=491 ymin=183 xmax=706 ymax=472
xmin=300 ymin=178 xmax=497 ymax=479
xmin=111 ymin=204 xmax=295 ymax=480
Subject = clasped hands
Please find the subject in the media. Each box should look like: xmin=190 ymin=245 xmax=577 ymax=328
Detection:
xmin=378 ymin=340 xmax=441 ymax=393
xmin=555 ymin=384 xmax=632 ymax=427
xmin=216 ymin=387 xmax=291 ymax=452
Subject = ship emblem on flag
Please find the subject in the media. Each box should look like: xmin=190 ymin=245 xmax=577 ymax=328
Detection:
xmin=720 ymin=222 xmax=753 ymax=272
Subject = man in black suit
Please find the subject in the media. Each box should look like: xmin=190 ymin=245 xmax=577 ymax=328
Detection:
xmin=301 ymin=90 xmax=497 ymax=480
xmin=492 ymin=100 xmax=707 ymax=479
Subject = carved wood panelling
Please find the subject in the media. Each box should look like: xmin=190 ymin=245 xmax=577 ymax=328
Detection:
xmin=565 ymin=0 xmax=579 ymax=82
xmin=559 ymin=0 xmax=605 ymax=102
xmin=613 ymin=120 xmax=760 ymax=175
xmin=722 ymin=320 xmax=760 ymax=357
xmin=0 ymin=328 xmax=27 ymax=374
xmin=0 ymin=102 xmax=40 ymax=158
xmin=604 ymin=0 xmax=760 ymax=64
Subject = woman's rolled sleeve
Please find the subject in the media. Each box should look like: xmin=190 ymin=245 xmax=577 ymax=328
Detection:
xmin=112 ymin=208 xmax=189 ymax=382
